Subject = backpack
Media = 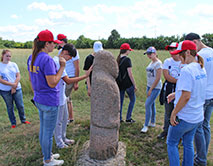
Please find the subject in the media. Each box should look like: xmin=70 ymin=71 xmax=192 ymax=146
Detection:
xmin=116 ymin=57 xmax=127 ymax=86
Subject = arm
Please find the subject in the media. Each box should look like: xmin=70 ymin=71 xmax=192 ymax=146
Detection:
xmin=45 ymin=56 xmax=66 ymax=88
xmin=86 ymin=74 xmax=91 ymax=96
xmin=147 ymin=68 xmax=162 ymax=97
xmin=73 ymin=59 xmax=80 ymax=90
xmin=0 ymin=76 xmax=16 ymax=87
xmin=163 ymin=69 xmax=177 ymax=83
xmin=170 ymin=91 xmax=191 ymax=126
xmin=127 ymin=67 xmax=137 ymax=91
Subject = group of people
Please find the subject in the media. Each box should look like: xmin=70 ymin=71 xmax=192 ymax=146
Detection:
xmin=0 ymin=30 xmax=212 ymax=166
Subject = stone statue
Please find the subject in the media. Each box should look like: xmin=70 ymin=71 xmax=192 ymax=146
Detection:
xmin=89 ymin=50 xmax=120 ymax=160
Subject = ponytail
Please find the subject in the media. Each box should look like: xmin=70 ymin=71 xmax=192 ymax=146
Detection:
xmin=31 ymin=37 xmax=46 ymax=71
xmin=197 ymin=55 xmax=204 ymax=68
xmin=190 ymin=50 xmax=204 ymax=68
xmin=117 ymin=49 xmax=128 ymax=64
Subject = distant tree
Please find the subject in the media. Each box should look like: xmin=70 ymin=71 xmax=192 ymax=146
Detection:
xmin=106 ymin=29 xmax=121 ymax=48
xmin=75 ymin=35 xmax=93 ymax=48
xmin=202 ymin=33 xmax=213 ymax=48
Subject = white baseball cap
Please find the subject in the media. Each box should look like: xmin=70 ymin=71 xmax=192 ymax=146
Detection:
xmin=93 ymin=41 xmax=103 ymax=53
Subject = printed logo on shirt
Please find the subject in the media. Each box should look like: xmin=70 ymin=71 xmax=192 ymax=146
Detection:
xmin=206 ymin=57 xmax=213 ymax=62
xmin=195 ymin=74 xmax=206 ymax=80
xmin=30 ymin=66 xmax=40 ymax=74
xmin=0 ymin=73 xmax=9 ymax=81
xmin=146 ymin=68 xmax=155 ymax=77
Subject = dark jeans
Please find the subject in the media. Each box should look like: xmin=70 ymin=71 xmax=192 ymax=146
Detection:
xmin=163 ymin=101 xmax=174 ymax=133
xmin=0 ymin=89 xmax=26 ymax=125
xmin=120 ymin=85 xmax=136 ymax=121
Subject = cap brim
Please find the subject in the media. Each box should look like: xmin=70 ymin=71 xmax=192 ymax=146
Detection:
xmin=129 ymin=48 xmax=133 ymax=51
xmin=165 ymin=45 xmax=169 ymax=50
xmin=54 ymin=40 xmax=63 ymax=44
xmin=170 ymin=50 xmax=182 ymax=55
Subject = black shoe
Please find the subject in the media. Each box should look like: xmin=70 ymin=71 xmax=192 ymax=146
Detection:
xmin=126 ymin=119 xmax=136 ymax=123
xmin=157 ymin=131 xmax=167 ymax=140
xmin=120 ymin=120 xmax=124 ymax=123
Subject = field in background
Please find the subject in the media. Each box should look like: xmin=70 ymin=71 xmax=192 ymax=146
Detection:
xmin=0 ymin=49 xmax=212 ymax=166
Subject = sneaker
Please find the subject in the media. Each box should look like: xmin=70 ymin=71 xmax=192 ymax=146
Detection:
xmin=64 ymin=138 xmax=75 ymax=145
xmin=11 ymin=125 xmax=16 ymax=128
xmin=22 ymin=121 xmax=31 ymax=124
xmin=52 ymin=153 xmax=60 ymax=159
xmin=141 ymin=126 xmax=148 ymax=133
xmin=157 ymin=131 xmax=167 ymax=140
xmin=126 ymin=119 xmax=136 ymax=123
xmin=43 ymin=158 xmax=64 ymax=166
xmin=57 ymin=144 xmax=69 ymax=149
xmin=148 ymin=122 xmax=156 ymax=127
xmin=120 ymin=120 xmax=124 ymax=123
xmin=67 ymin=119 xmax=74 ymax=125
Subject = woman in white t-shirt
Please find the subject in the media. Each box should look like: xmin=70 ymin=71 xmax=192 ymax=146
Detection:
xmin=0 ymin=50 xmax=30 ymax=128
xmin=141 ymin=46 xmax=162 ymax=133
xmin=166 ymin=40 xmax=207 ymax=166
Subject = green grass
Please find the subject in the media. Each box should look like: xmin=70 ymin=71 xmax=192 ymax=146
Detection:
xmin=0 ymin=49 xmax=213 ymax=166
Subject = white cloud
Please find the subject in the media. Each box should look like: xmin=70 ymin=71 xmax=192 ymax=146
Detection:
xmin=187 ymin=4 xmax=213 ymax=17
xmin=11 ymin=14 xmax=19 ymax=19
xmin=27 ymin=2 xmax=63 ymax=11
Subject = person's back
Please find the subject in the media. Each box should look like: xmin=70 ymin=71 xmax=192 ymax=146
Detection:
xmin=198 ymin=47 xmax=213 ymax=99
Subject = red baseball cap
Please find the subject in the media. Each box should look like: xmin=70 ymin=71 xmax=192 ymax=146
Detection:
xmin=170 ymin=40 xmax=196 ymax=55
xmin=37 ymin=30 xmax=62 ymax=44
xmin=165 ymin=42 xmax=178 ymax=50
xmin=120 ymin=43 xmax=133 ymax=51
xmin=57 ymin=34 xmax=67 ymax=40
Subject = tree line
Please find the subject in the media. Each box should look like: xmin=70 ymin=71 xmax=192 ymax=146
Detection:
xmin=0 ymin=29 xmax=213 ymax=50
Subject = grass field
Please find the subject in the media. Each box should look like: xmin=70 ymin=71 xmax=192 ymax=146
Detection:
xmin=0 ymin=49 xmax=212 ymax=166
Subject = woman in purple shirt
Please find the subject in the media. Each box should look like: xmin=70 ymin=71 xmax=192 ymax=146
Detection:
xmin=27 ymin=29 xmax=65 ymax=166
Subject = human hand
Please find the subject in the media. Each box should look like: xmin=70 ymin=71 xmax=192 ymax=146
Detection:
xmin=11 ymin=88 xmax=16 ymax=94
xmin=170 ymin=112 xmax=179 ymax=126
xmin=74 ymin=83 xmax=79 ymax=91
xmin=87 ymin=88 xmax=91 ymax=97
xmin=167 ymin=93 xmax=175 ymax=103
xmin=147 ymin=89 xmax=152 ymax=97
xmin=59 ymin=56 xmax=66 ymax=67
xmin=134 ymin=86 xmax=137 ymax=92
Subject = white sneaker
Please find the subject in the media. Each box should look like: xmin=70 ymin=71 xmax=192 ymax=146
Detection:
xmin=141 ymin=126 xmax=148 ymax=133
xmin=52 ymin=153 xmax=60 ymax=159
xmin=148 ymin=123 xmax=156 ymax=127
xmin=43 ymin=158 xmax=64 ymax=166
xmin=64 ymin=138 xmax=75 ymax=145
xmin=57 ymin=144 xmax=69 ymax=149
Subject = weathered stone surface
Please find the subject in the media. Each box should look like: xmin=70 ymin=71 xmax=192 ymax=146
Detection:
xmin=77 ymin=141 xmax=126 ymax=166
xmin=89 ymin=50 xmax=120 ymax=160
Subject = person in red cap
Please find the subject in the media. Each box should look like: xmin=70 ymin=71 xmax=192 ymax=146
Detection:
xmin=157 ymin=42 xmax=181 ymax=140
xmin=141 ymin=46 xmax=162 ymax=133
xmin=57 ymin=34 xmax=80 ymax=125
xmin=116 ymin=43 xmax=137 ymax=123
xmin=27 ymin=29 xmax=65 ymax=166
xmin=166 ymin=40 xmax=207 ymax=166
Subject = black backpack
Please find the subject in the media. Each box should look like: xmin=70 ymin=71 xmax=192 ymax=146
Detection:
xmin=116 ymin=57 xmax=127 ymax=86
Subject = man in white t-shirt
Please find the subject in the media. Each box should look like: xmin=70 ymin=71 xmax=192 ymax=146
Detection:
xmin=157 ymin=42 xmax=181 ymax=140
xmin=185 ymin=33 xmax=213 ymax=166
xmin=57 ymin=34 xmax=80 ymax=124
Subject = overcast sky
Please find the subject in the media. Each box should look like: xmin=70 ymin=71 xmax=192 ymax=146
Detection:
xmin=1 ymin=0 xmax=213 ymax=42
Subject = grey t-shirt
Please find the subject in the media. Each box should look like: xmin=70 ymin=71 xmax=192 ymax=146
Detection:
xmin=146 ymin=60 xmax=162 ymax=89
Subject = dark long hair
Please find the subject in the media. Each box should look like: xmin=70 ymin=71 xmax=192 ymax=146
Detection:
xmin=116 ymin=49 xmax=128 ymax=64
xmin=31 ymin=37 xmax=46 ymax=71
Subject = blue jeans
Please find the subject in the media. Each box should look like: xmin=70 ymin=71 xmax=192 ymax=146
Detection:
xmin=120 ymin=85 xmax=136 ymax=121
xmin=163 ymin=101 xmax=174 ymax=133
xmin=0 ymin=89 xmax=26 ymax=125
xmin=167 ymin=119 xmax=201 ymax=166
xmin=194 ymin=99 xmax=213 ymax=166
xmin=144 ymin=87 xmax=160 ymax=126
xmin=35 ymin=102 xmax=58 ymax=161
